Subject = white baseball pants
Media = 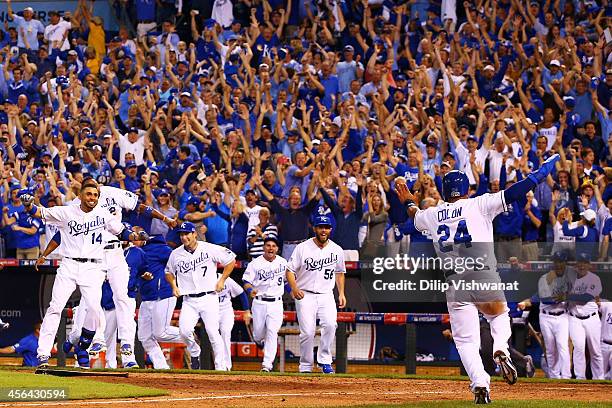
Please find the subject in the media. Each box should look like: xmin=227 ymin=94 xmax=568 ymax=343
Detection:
xmin=295 ymin=292 xmax=337 ymax=372
xmin=569 ymin=314 xmax=604 ymax=379
xmin=103 ymin=309 xmax=118 ymax=369
xmin=539 ymin=312 xmax=571 ymax=379
xmin=447 ymin=301 xmax=511 ymax=392
xmin=219 ymin=305 xmax=235 ymax=371
xmin=104 ymin=247 xmax=136 ymax=347
xmin=178 ymin=294 xmax=225 ymax=370
xmin=138 ymin=296 xmax=181 ymax=369
xmin=38 ymin=259 xmax=105 ymax=358
xmin=252 ymin=299 xmax=284 ymax=371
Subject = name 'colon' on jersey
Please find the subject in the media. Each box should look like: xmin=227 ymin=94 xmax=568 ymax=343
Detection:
xmin=40 ymin=205 xmax=124 ymax=259
xmin=243 ymin=255 xmax=288 ymax=298
xmin=165 ymin=241 xmax=236 ymax=295
xmin=287 ymin=239 xmax=346 ymax=294
xmin=414 ymin=191 xmax=507 ymax=274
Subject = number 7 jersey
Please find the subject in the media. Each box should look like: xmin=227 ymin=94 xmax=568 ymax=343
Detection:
xmin=414 ymin=191 xmax=508 ymax=273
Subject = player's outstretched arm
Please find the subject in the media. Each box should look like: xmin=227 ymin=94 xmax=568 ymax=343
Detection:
xmin=285 ymin=269 xmax=304 ymax=300
xmin=393 ymin=180 xmax=418 ymax=218
xmin=503 ymin=154 xmax=560 ymax=204
xmin=19 ymin=193 xmax=44 ymax=218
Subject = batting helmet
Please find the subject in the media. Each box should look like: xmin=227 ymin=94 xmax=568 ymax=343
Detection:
xmin=442 ymin=170 xmax=470 ymax=201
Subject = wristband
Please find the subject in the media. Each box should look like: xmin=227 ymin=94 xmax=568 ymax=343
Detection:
xmin=28 ymin=205 xmax=38 ymax=216
xmin=404 ymin=200 xmax=416 ymax=210
xmin=245 ymin=287 xmax=253 ymax=295
xmin=143 ymin=206 xmax=154 ymax=218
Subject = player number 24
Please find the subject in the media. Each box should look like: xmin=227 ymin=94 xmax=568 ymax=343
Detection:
xmin=437 ymin=220 xmax=472 ymax=252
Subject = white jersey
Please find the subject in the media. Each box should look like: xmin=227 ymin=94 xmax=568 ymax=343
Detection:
xmin=218 ymin=277 xmax=244 ymax=311
xmin=414 ymin=191 xmax=506 ymax=274
xmin=287 ymin=238 xmax=346 ymax=294
xmin=243 ymin=254 xmax=288 ymax=298
xmin=39 ymin=204 xmax=125 ymax=259
xmin=538 ymin=268 xmax=574 ymax=313
xmin=567 ymin=272 xmax=602 ymax=316
xmin=165 ymin=241 xmax=236 ymax=295
xmin=600 ymin=301 xmax=612 ymax=342
xmin=244 ymin=204 xmax=263 ymax=232
xmin=73 ymin=186 xmax=139 ymax=245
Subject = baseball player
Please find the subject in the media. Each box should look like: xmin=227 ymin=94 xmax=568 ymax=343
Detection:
xmin=19 ymin=185 xmax=145 ymax=369
xmin=395 ymin=154 xmax=560 ymax=404
xmin=137 ymin=234 xmax=182 ymax=370
xmin=165 ymin=221 xmax=237 ymax=370
xmin=243 ymin=237 xmax=287 ymax=372
xmin=74 ymin=179 xmax=177 ymax=360
xmin=567 ymin=252 xmax=604 ymax=380
xmin=217 ymin=275 xmax=250 ymax=371
xmin=286 ymin=215 xmax=346 ymax=374
xmin=518 ymin=251 xmax=572 ymax=379
xmin=601 ymin=299 xmax=612 ymax=380
xmin=39 ymin=231 xmax=140 ymax=369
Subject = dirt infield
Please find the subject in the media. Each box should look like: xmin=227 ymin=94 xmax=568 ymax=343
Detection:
xmin=12 ymin=372 xmax=611 ymax=407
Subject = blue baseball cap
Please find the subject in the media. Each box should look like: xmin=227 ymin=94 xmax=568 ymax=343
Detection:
xmin=176 ymin=221 xmax=196 ymax=233
xmin=551 ymin=251 xmax=568 ymax=262
xmin=576 ymin=252 xmax=592 ymax=263
xmin=126 ymin=160 xmax=137 ymax=168
xmin=313 ymin=215 xmax=333 ymax=227
xmin=186 ymin=196 xmax=200 ymax=207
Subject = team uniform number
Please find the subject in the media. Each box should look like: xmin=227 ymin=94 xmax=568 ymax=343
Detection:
xmin=437 ymin=220 xmax=473 ymax=253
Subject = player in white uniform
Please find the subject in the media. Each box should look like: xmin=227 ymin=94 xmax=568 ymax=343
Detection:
xmin=19 ymin=185 xmax=144 ymax=369
xmin=396 ymin=154 xmax=559 ymax=404
xmin=600 ymin=299 xmax=612 ymax=380
xmin=518 ymin=251 xmax=572 ymax=379
xmin=217 ymin=276 xmax=250 ymax=371
xmin=286 ymin=215 xmax=346 ymax=374
xmin=243 ymin=237 xmax=287 ymax=372
xmin=567 ymin=253 xmax=604 ymax=380
xmin=76 ymin=179 xmax=176 ymax=364
xmin=165 ymin=221 xmax=236 ymax=370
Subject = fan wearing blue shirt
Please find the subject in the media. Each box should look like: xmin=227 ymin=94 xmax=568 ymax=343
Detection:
xmin=0 ymin=322 xmax=40 ymax=367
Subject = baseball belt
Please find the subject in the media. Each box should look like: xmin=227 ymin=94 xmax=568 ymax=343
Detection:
xmin=186 ymin=291 xmax=216 ymax=298
xmin=569 ymin=312 xmax=597 ymax=320
xmin=603 ymin=339 xmax=612 ymax=346
xmin=104 ymin=241 xmax=122 ymax=250
xmin=541 ymin=310 xmax=565 ymax=316
xmin=255 ymin=296 xmax=282 ymax=302
xmin=67 ymin=257 xmax=102 ymax=264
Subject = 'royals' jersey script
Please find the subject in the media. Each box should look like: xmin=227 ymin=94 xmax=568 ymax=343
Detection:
xmin=40 ymin=205 xmax=124 ymax=259
xmin=568 ymin=272 xmax=602 ymax=316
xmin=165 ymin=241 xmax=236 ymax=295
xmin=287 ymin=239 xmax=346 ymax=294
xmin=243 ymin=254 xmax=288 ymax=297
xmin=414 ymin=191 xmax=507 ymax=273
xmin=601 ymin=301 xmax=612 ymax=342
xmin=73 ymin=186 xmax=139 ymax=243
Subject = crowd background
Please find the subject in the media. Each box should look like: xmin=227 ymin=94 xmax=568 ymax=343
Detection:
xmin=0 ymin=0 xmax=610 ymax=263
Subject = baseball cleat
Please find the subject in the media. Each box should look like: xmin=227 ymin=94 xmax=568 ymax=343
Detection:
xmin=37 ymin=355 xmax=50 ymax=369
xmin=120 ymin=344 xmax=133 ymax=356
xmin=190 ymin=356 xmax=200 ymax=370
xmin=317 ymin=363 xmax=335 ymax=374
xmin=473 ymin=387 xmax=491 ymax=404
xmin=524 ymin=355 xmax=535 ymax=378
xmin=494 ymin=350 xmax=518 ymax=385
xmin=124 ymin=362 xmax=139 ymax=369
xmin=88 ymin=343 xmax=106 ymax=356
xmin=261 ymin=367 xmax=271 ymax=373
xmin=62 ymin=340 xmax=73 ymax=354
xmin=74 ymin=345 xmax=90 ymax=369
xmin=0 ymin=322 xmax=9 ymax=331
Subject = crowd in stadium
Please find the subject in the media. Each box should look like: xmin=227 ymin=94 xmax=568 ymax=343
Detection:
xmin=0 ymin=0 xmax=609 ymax=263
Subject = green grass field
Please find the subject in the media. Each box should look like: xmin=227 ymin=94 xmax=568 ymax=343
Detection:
xmin=0 ymin=370 xmax=167 ymax=401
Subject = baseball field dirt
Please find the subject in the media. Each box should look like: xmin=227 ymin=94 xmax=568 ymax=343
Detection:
xmin=8 ymin=371 xmax=608 ymax=408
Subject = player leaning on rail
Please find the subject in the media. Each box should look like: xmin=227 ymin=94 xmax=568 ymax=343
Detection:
xmin=395 ymin=154 xmax=560 ymax=404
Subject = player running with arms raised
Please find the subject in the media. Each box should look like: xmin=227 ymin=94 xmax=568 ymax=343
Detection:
xmin=395 ymin=154 xmax=560 ymax=404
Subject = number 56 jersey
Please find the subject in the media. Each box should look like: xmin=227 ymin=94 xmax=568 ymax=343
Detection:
xmin=414 ymin=191 xmax=508 ymax=274
xmin=287 ymin=238 xmax=346 ymax=294
xmin=165 ymin=241 xmax=236 ymax=295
